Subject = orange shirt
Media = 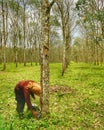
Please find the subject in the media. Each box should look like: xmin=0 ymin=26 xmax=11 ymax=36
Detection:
xmin=15 ymin=80 xmax=40 ymax=110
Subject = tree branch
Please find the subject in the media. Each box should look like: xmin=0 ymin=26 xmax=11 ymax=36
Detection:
xmin=49 ymin=0 xmax=57 ymax=9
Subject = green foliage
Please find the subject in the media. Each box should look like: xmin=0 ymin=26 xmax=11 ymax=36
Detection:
xmin=8 ymin=0 xmax=20 ymax=12
xmin=96 ymin=10 xmax=104 ymax=21
xmin=0 ymin=62 xmax=104 ymax=130
xmin=50 ymin=15 xmax=60 ymax=27
xmin=28 ymin=0 xmax=41 ymax=8
xmin=76 ymin=0 xmax=104 ymax=30
xmin=76 ymin=0 xmax=86 ymax=10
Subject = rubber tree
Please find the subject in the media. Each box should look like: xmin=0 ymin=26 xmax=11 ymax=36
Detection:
xmin=76 ymin=0 xmax=104 ymax=64
xmin=56 ymin=0 xmax=75 ymax=76
xmin=1 ymin=0 xmax=8 ymax=70
xmin=40 ymin=0 xmax=56 ymax=116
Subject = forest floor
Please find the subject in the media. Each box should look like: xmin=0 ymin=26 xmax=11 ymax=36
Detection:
xmin=0 ymin=62 xmax=104 ymax=130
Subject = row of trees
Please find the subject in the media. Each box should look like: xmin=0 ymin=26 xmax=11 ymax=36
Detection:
xmin=0 ymin=0 xmax=75 ymax=73
xmin=0 ymin=0 xmax=103 ymax=68
xmin=0 ymin=0 xmax=41 ymax=69
xmin=0 ymin=0 xmax=104 ymax=116
xmin=75 ymin=0 xmax=104 ymax=65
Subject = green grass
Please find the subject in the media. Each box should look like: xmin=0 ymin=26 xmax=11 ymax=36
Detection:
xmin=0 ymin=62 xmax=104 ymax=130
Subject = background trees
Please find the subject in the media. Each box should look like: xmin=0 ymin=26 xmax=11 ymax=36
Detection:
xmin=0 ymin=0 xmax=103 ymax=67
xmin=75 ymin=0 xmax=104 ymax=65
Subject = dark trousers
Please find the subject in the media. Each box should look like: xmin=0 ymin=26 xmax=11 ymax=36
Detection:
xmin=15 ymin=88 xmax=25 ymax=117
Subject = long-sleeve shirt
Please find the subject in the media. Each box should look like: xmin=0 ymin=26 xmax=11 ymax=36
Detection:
xmin=15 ymin=80 xmax=41 ymax=110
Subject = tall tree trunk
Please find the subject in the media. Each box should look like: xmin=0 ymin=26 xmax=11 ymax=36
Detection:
xmin=13 ymin=39 xmax=18 ymax=67
xmin=85 ymin=36 xmax=89 ymax=63
xmin=34 ymin=35 xmax=38 ymax=65
xmin=100 ymin=47 xmax=103 ymax=65
xmin=96 ymin=44 xmax=99 ymax=65
xmin=57 ymin=1 xmax=71 ymax=76
xmin=40 ymin=0 xmax=50 ymax=116
xmin=23 ymin=1 xmax=26 ymax=66
xmin=62 ymin=24 xmax=71 ymax=76
xmin=2 ymin=0 xmax=7 ymax=70
xmin=40 ymin=0 xmax=55 ymax=117
xmin=14 ymin=2 xmax=20 ymax=68
xmin=0 ymin=31 xmax=2 ymax=64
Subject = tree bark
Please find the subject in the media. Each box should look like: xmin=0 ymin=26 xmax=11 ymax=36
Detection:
xmin=2 ymin=0 xmax=7 ymax=70
xmin=23 ymin=1 xmax=26 ymax=66
xmin=40 ymin=0 xmax=53 ymax=117
xmin=57 ymin=1 xmax=71 ymax=76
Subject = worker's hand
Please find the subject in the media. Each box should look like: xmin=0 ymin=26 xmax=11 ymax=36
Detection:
xmin=32 ymin=110 xmax=41 ymax=119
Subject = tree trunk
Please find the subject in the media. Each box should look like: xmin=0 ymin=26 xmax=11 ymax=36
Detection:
xmin=62 ymin=23 xmax=71 ymax=76
xmin=23 ymin=1 xmax=26 ymax=66
xmin=57 ymin=1 xmax=71 ymax=76
xmin=40 ymin=0 xmax=51 ymax=117
xmin=0 ymin=31 xmax=2 ymax=64
xmin=60 ymin=4 xmax=67 ymax=76
xmin=2 ymin=0 xmax=6 ymax=70
xmin=13 ymin=32 xmax=18 ymax=67
xmin=14 ymin=2 xmax=20 ymax=68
